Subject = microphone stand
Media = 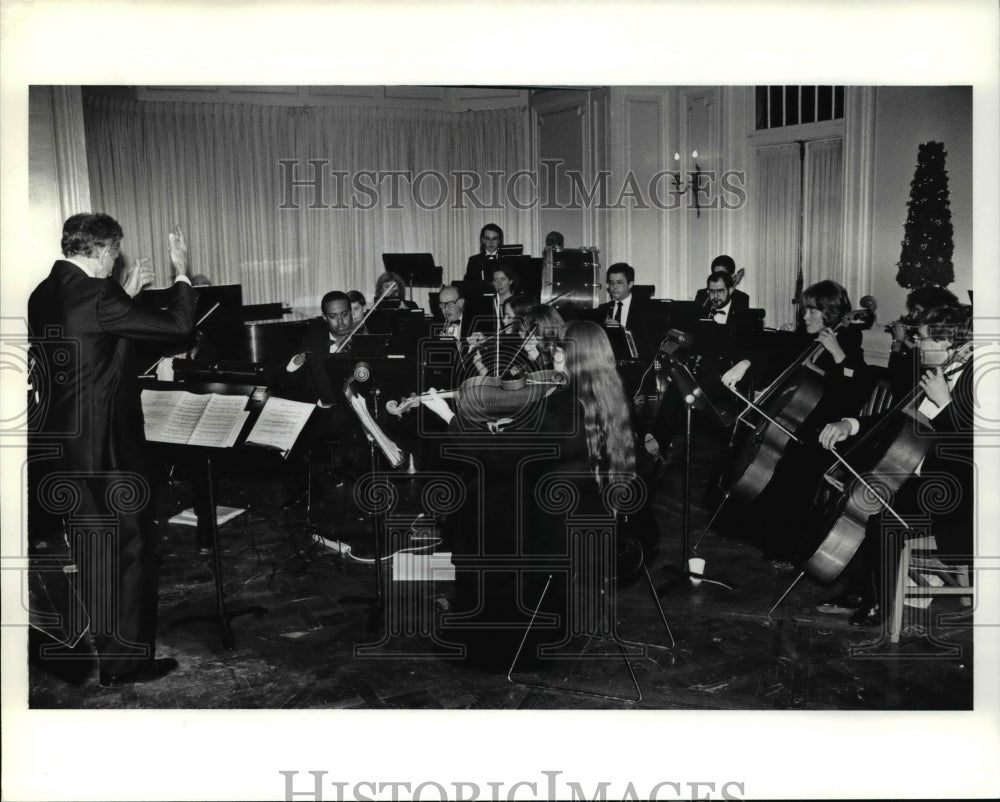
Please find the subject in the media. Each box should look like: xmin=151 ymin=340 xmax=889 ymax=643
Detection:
xmin=657 ymin=356 xmax=736 ymax=595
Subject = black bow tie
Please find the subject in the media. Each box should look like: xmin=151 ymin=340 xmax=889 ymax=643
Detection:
xmin=713 ymin=308 xmax=726 ymax=317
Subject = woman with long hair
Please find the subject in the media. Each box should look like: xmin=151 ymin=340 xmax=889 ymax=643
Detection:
xmin=558 ymin=320 xmax=636 ymax=483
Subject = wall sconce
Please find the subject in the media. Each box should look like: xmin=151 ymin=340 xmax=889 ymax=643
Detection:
xmin=672 ymin=149 xmax=704 ymax=217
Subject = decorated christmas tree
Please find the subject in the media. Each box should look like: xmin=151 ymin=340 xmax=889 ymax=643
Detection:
xmin=896 ymin=141 xmax=955 ymax=289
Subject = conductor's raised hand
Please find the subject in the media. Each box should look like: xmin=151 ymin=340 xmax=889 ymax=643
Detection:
xmin=121 ymin=257 xmax=154 ymax=298
xmin=168 ymin=226 xmax=189 ymax=277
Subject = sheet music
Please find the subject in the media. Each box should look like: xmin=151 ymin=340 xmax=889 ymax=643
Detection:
xmin=188 ymin=394 xmax=251 ymax=447
xmin=141 ymin=389 xmax=185 ymax=441
xmin=141 ymin=390 xmax=249 ymax=447
xmin=244 ymin=397 xmax=315 ymax=457
xmin=348 ymin=392 xmax=403 ymax=467
xmin=153 ymin=393 xmax=212 ymax=444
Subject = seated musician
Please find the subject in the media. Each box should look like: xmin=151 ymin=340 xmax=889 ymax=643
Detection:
xmin=375 ymin=271 xmax=418 ymax=310
xmin=815 ymin=304 xmax=973 ymax=626
xmin=347 ymin=290 xmax=367 ymax=328
xmin=646 ymin=270 xmax=746 ymax=465
xmin=886 ymin=285 xmax=959 ymax=401
xmin=433 ymin=320 xmax=645 ymax=667
xmin=694 ymin=254 xmax=750 ymax=310
xmin=719 ymin=280 xmax=868 ymax=566
xmin=279 ymin=291 xmax=362 ymax=508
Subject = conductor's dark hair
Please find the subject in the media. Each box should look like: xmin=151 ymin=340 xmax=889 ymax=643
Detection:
xmin=707 ymin=271 xmax=734 ymax=290
xmin=906 ymin=285 xmax=959 ymax=314
xmin=321 ymin=291 xmax=349 ymax=312
xmin=61 ymin=213 xmax=123 ymax=258
xmin=710 ymin=254 xmax=737 ymax=274
xmin=479 ymin=224 xmax=504 ymax=252
xmin=802 ymin=280 xmax=852 ymax=328
xmin=607 ymin=263 xmax=635 ymax=283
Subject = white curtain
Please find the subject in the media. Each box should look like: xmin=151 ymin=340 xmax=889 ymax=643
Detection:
xmin=84 ymin=96 xmax=533 ymax=316
xmin=803 ymin=137 xmax=844 ymax=291
xmin=752 ymin=143 xmax=801 ymax=330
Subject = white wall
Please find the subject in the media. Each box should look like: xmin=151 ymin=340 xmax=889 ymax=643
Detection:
xmin=868 ymin=86 xmax=973 ymax=353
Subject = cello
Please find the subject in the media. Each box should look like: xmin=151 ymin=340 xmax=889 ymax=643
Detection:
xmin=724 ymin=307 xmax=873 ymax=504
xmin=801 ymin=341 xmax=974 ymax=583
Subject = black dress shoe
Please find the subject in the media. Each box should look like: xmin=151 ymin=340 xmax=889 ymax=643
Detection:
xmin=816 ymin=591 xmax=865 ymax=614
xmin=100 ymin=657 xmax=178 ymax=688
xmin=848 ymin=604 xmax=882 ymax=627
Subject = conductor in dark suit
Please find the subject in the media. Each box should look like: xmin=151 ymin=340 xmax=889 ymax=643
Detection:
xmin=462 ymin=223 xmax=504 ymax=294
xmin=28 ymin=213 xmax=196 ymax=687
xmin=694 ymin=254 xmax=750 ymax=310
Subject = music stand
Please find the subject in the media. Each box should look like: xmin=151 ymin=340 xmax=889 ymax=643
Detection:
xmin=657 ymin=357 xmax=736 ymax=594
xmin=381 ymin=254 xmax=442 ymax=302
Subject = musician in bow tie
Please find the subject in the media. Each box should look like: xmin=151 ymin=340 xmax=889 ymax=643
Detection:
xmin=694 ymin=254 xmax=751 ymax=310
xmin=702 ymin=270 xmax=749 ymax=323
xmin=462 ymin=223 xmax=504 ymax=294
xmin=436 ymin=284 xmax=470 ymax=343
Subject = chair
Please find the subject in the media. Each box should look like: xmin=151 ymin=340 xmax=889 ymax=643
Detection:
xmin=890 ymin=534 xmax=973 ymax=644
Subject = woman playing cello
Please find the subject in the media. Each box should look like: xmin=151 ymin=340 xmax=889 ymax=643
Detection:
xmin=719 ymin=280 xmax=869 ymax=566
xmin=813 ymin=304 xmax=973 ymax=626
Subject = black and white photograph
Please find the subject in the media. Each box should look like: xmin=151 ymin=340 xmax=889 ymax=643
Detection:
xmin=2 ymin=2 xmax=998 ymax=801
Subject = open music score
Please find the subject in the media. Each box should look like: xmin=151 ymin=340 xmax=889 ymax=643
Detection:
xmin=141 ymin=389 xmax=249 ymax=447
xmin=244 ymin=396 xmax=315 ymax=458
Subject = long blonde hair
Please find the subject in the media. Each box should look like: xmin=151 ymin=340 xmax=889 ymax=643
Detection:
xmin=561 ymin=320 xmax=636 ymax=483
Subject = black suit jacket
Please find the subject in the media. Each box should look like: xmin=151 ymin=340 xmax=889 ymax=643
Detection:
xmin=28 ymin=261 xmax=197 ymax=475
xmin=597 ymin=295 xmax=661 ymax=358
xmin=463 ymin=253 xmax=502 ymax=293
xmin=694 ymin=287 xmax=751 ymax=311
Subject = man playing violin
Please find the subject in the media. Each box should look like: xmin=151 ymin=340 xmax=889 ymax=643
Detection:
xmin=816 ymin=304 xmax=973 ymax=627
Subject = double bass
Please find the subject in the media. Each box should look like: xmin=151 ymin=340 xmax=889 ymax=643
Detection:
xmin=801 ymin=341 xmax=974 ymax=583
xmin=724 ymin=308 xmax=872 ymax=504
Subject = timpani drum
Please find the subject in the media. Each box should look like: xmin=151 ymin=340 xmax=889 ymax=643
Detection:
xmin=541 ymin=246 xmax=602 ymax=313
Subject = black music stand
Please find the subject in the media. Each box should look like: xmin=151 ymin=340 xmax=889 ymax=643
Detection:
xmin=381 ymin=254 xmax=442 ymax=302
xmin=657 ymin=358 xmax=736 ymax=595
xmin=149 ymin=381 xmax=270 ymax=649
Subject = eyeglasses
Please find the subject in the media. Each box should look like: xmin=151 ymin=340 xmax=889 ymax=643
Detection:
xmin=440 ymin=300 xmax=458 ymax=308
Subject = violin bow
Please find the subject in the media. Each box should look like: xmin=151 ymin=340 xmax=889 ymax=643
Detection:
xmin=725 ymin=386 xmax=802 ymax=443
xmin=500 ymin=324 xmax=538 ymax=377
xmin=332 ymin=280 xmax=398 ymax=354
xmin=826 ymin=445 xmax=911 ymax=531
xmin=142 ymin=301 xmax=222 ymax=376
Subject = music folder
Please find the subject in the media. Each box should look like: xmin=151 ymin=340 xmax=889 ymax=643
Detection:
xmin=603 ymin=323 xmax=639 ymax=360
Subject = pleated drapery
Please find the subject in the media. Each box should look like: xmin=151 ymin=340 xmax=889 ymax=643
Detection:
xmin=84 ymin=96 xmax=533 ymax=316
xmin=752 ymin=143 xmax=802 ymax=330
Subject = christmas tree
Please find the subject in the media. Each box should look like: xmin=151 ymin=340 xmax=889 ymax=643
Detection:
xmin=896 ymin=141 xmax=955 ymax=289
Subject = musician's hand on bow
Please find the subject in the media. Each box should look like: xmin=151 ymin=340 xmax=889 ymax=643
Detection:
xmin=121 ymin=257 xmax=154 ymax=298
xmin=921 ymin=366 xmax=952 ymax=408
xmin=467 ymin=332 xmax=485 ymax=352
xmin=524 ymin=333 xmax=540 ymax=362
xmin=817 ymin=329 xmax=847 ymax=363
xmin=722 ymin=359 xmax=750 ymax=389
xmin=819 ymin=420 xmax=853 ymax=450
xmin=167 ymin=226 xmax=189 ymax=277
xmin=421 ymin=388 xmax=454 ymax=424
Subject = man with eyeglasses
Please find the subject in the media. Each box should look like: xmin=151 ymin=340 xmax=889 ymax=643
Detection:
xmin=436 ymin=285 xmax=470 ymax=344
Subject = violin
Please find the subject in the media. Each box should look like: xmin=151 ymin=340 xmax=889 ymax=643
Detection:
xmin=724 ymin=307 xmax=872 ymax=504
xmin=801 ymin=342 xmax=973 ymax=583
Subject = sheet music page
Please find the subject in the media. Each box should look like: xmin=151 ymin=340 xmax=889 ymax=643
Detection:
xmin=348 ymin=392 xmax=403 ymax=467
xmin=244 ymin=397 xmax=315 ymax=455
xmin=187 ymin=394 xmax=250 ymax=448
xmin=140 ymin=389 xmax=185 ymax=441
xmin=152 ymin=392 xmax=211 ymax=443
xmin=224 ymin=411 xmax=250 ymax=448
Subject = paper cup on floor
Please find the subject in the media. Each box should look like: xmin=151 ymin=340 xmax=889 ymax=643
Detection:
xmin=688 ymin=557 xmax=706 ymax=584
